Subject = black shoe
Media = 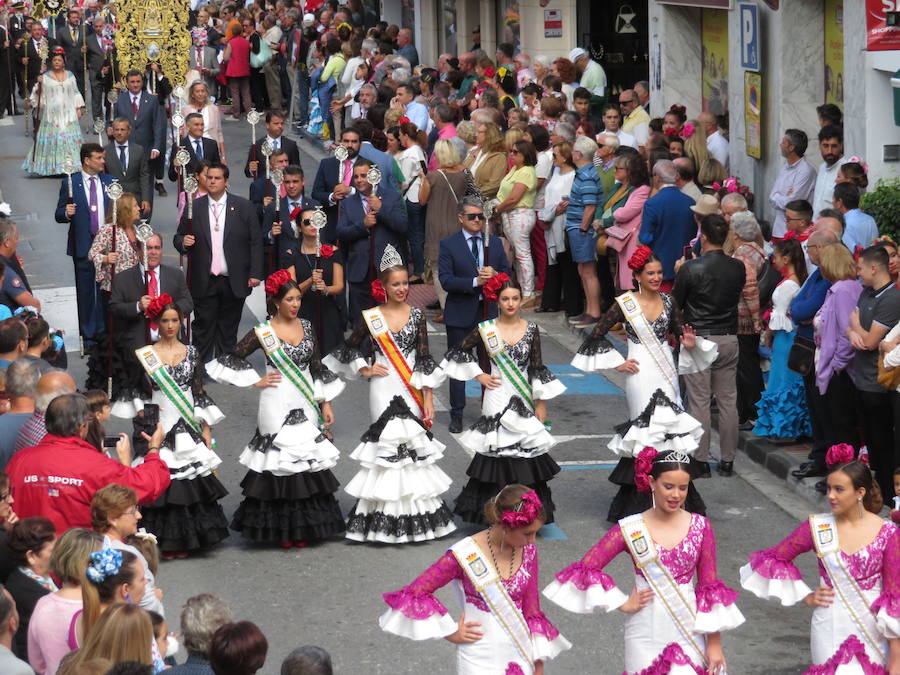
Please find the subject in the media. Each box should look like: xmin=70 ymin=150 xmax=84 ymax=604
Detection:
xmin=156 ymin=183 xmax=168 ymax=197
xmin=738 ymin=419 xmax=756 ymax=431
xmin=448 ymin=417 xmax=463 ymax=434
xmin=695 ymin=462 xmax=711 ymax=479
xmin=426 ymin=300 xmax=440 ymax=310
xmin=815 ymin=479 xmax=827 ymax=494
xmin=717 ymin=461 xmax=734 ymax=477
xmin=791 ymin=462 xmax=826 ymax=479
xmin=534 ymin=306 xmax=559 ymax=313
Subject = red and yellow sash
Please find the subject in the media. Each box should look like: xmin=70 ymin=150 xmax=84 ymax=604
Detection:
xmin=363 ymin=307 xmax=429 ymax=425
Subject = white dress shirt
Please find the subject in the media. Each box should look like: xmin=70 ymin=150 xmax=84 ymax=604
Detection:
xmin=81 ymin=171 xmax=106 ymax=229
xmin=812 ymin=156 xmax=849 ymax=218
xmin=706 ymin=130 xmax=730 ymax=169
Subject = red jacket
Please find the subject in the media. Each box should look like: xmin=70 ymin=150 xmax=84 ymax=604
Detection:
xmin=6 ymin=435 xmax=171 ymax=533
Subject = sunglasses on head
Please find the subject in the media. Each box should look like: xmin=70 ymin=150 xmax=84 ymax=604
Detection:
xmin=464 ymin=213 xmax=485 ymax=221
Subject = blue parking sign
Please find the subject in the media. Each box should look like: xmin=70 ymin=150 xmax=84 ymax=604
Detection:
xmin=740 ymin=3 xmax=760 ymax=71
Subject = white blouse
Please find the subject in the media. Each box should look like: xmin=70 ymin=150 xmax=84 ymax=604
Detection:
xmin=537 ymin=168 xmax=575 ymax=264
xmin=769 ymin=279 xmax=800 ymax=332
xmin=397 ymin=145 xmax=427 ymax=203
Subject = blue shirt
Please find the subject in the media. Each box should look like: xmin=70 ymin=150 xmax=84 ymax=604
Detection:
xmin=0 ymin=412 xmax=31 ymax=471
xmin=790 ymin=269 xmax=831 ymax=340
xmin=565 ymin=163 xmax=602 ymax=229
xmin=404 ymin=101 xmax=429 ymax=133
xmin=842 ymin=209 xmax=879 ymax=252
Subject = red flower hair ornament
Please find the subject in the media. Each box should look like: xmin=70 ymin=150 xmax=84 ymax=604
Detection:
xmin=482 ymin=273 xmax=510 ymax=302
xmin=265 ymin=269 xmax=293 ymax=297
xmin=628 ymin=245 xmax=654 ymax=272
xmin=370 ymin=280 xmax=387 ymax=303
xmin=145 ymin=293 xmax=173 ymax=320
xmin=634 ymin=446 xmax=658 ymax=493
xmin=499 ymin=490 xmax=543 ymax=529
xmin=825 ymin=443 xmax=856 ymax=468
xmin=397 ymin=116 xmax=411 ymax=126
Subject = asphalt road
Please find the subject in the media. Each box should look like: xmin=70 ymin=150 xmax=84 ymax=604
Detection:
xmin=0 ymin=106 xmax=826 ymax=674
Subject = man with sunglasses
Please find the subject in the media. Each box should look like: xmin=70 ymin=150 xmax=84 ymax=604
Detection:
xmin=268 ymin=165 xmax=320 ymax=269
xmin=618 ymin=89 xmax=649 ymax=150
xmin=439 ymin=197 xmax=509 ymax=434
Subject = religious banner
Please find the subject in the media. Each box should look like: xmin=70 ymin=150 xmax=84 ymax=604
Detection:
xmin=824 ymin=0 xmax=844 ymax=104
xmin=701 ymin=9 xmax=729 ymax=114
xmin=116 ymin=0 xmax=190 ymax=86
xmin=744 ymin=71 xmax=761 ymax=159
xmin=866 ymin=0 xmax=900 ymax=51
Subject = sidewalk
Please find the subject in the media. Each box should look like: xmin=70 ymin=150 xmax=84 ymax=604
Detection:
xmin=290 ymin=128 xmax=826 ymax=509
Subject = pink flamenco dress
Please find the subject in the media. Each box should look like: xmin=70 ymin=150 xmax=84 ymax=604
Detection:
xmin=544 ymin=512 xmax=744 ymax=675
xmin=740 ymin=520 xmax=900 ymax=674
xmin=379 ymin=542 xmax=571 ymax=674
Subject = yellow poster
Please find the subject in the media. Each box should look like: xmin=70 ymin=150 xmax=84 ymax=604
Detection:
xmin=702 ymin=9 xmax=729 ymax=115
xmin=744 ymin=71 xmax=762 ymax=159
xmin=824 ymin=0 xmax=844 ymax=104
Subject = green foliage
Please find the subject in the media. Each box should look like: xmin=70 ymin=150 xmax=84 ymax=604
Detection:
xmin=861 ymin=177 xmax=900 ymax=241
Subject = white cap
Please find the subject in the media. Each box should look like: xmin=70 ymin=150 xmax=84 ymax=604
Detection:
xmin=569 ymin=47 xmax=588 ymax=63
xmin=302 ymin=12 xmax=315 ymax=25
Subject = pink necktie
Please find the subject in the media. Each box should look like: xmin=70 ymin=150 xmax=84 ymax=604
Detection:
xmin=342 ymin=160 xmax=352 ymax=186
xmin=210 ymin=203 xmax=223 ymax=275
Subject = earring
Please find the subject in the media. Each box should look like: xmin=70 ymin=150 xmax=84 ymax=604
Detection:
xmin=858 ymin=497 xmax=864 ymax=520
xmin=651 ymin=489 xmax=656 ymax=510
xmin=124 ymin=592 xmax=132 ymax=604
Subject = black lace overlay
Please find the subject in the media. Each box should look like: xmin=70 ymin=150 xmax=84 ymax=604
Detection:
xmin=618 ymin=388 xmax=686 ymax=431
xmin=529 ymin=364 xmax=555 ymax=384
xmin=337 ymin=307 xmax=436 ymax=367
xmin=360 ymin=396 xmax=431 ymax=443
xmin=346 ymin=502 xmax=455 ymax=538
xmin=193 ymin=393 xmax=217 ymax=411
xmin=444 ymin=346 xmax=478 ymax=364
xmin=469 ymin=396 xmax=537 ymax=439
xmin=215 ymin=352 xmax=255 ymax=372
xmin=413 ymin=353 xmax=439 ymax=376
xmin=585 ymin=293 xmax=684 ymax=346
xmin=230 ymin=320 xmax=336 ymax=384
xmin=328 ymin=342 xmax=369 ymax=366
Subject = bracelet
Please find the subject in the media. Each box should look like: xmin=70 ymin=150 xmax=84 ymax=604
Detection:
xmin=148 ymin=446 xmax=160 ymax=451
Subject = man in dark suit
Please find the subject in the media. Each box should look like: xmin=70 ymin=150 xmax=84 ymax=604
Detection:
xmin=54 ymin=9 xmax=87 ymax=96
xmin=249 ymin=148 xmax=289 ymax=227
xmin=53 ymin=143 xmax=114 ymax=345
xmin=108 ymin=234 xmax=193 ymax=357
xmin=112 ymin=70 xmax=165 ymax=180
xmin=0 ymin=21 xmax=15 ymax=117
xmin=268 ymin=165 xmax=319 ymax=269
xmin=85 ymin=14 xmax=109 ymax=121
xmin=167 ymin=112 xmax=220 ymax=184
xmin=17 ymin=22 xmax=47 ymax=96
xmin=104 ymin=117 xmax=152 ymax=215
xmin=173 ymin=162 xmax=263 ymax=362
xmin=337 ymin=158 xmax=407 ymax=319
xmin=439 ymin=196 xmax=509 ymax=432
xmin=243 ymin=110 xmax=300 ymax=178
xmin=311 ymin=127 xmax=361 ymax=245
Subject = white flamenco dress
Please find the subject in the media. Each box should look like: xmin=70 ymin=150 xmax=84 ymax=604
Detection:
xmin=544 ymin=512 xmax=744 ymax=675
xmin=22 ymin=70 xmax=84 ymax=176
xmin=324 ymin=307 xmax=457 ymax=543
xmin=207 ymin=319 xmax=347 ymax=544
xmin=380 ymin=542 xmax=572 ymax=674
xmin=135 ymin=345 xmax=230 ymax=553
xmin=741 ymin=519 xmax=900 ymax=673
xmin=572 ymin=293 xmax=715 ymax=522
xmin=440 ymin=321 xmax=565 ymax=525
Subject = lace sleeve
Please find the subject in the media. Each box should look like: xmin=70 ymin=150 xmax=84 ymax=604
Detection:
xmin=693 ymin=517 xmax=745 ymax=633
xmin=739 ymin=521 xmax=814 ymax=606
xmin=191 ymin=348 xmax=224 ymax=426
xmin=440 ymin=328 xmax=485 ymax=381
xmin=542 ymin=525 xmax=630 ymax=613
xmin=205 ymin=330 xmax=262 ymax=387
xmin=410 ymin=310 xmax=444 ymax=389
xmin=308 ymin=324 xmax=344 ymax=402
xmin=667 ymin=295 xmax=685 ymax=339
xmin=323 ymin=321 xmax=372 ymax=378
xmin=572 ymin=304 xmax=626 ymax=372
xmin=521 ymin=546 xmax=571 ymax=661
xmin=528 ymin=326 xmax=564 ymax=401
xmin=872 ymin=525 xmax=900 ymax=638
xmin=379 ymin=551 xmax=461 ymax=640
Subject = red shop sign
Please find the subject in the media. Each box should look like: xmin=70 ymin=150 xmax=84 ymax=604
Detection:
xmin=867 ymin=0 xmax=900 ymax=51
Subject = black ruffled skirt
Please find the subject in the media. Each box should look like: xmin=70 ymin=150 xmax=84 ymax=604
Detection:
xmin=140 ymin=474 xmax=230 ymax=553
xmin=606 ymin=456 xmax=707 ymax=524
xmin=453 ymin=453 xmax=561 ymax=525
xmin=231 ymin=470 xmax=346 ymax=544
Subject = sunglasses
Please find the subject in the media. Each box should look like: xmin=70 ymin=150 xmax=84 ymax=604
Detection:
xmin=302 ymin=218 xmax=313 ymax=226
xmin=464 ymin=213 xmax=485 ymax=221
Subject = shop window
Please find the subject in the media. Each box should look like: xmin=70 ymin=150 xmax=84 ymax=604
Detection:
xmin=498 ymin=0 xmax=520 ymax=52
xmin=701 ymin=8 xmax=728 ymax=114
xmin=824 ymin=0 xmax=844 ymax=104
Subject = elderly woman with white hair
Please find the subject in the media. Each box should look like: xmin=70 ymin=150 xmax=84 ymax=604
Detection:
xmin=730 ymin=210 xmax=767 ymax=429
xmin=183 ymin=80 xmax=226 ymax=163
xmin=174 ymin=593 xmax=234 ymax=673
xmin=532 ymin=55 xmax=551 ymax=87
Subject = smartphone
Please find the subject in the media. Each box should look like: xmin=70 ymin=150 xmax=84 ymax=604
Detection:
xmin=683 ymin=245 xmax=694 ymax=260
xmin=142 ymin=403 xmax=159 ymax=428
xmin=104 ymin=436 xmax=121 ymax=448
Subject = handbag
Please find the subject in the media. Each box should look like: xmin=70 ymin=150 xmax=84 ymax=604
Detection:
xmin=463 ymin=168 xmax=482 ymax=199
xmin=250 ymin=37 xmax=273 ymax=68
xmin=605 ymin=224 xmax=634 ymax=253
xmin=787 ymin=334 xmax=816 ymax=376
xmin=757 ymin=258 xmax=779 ymax=310
xmin=877 ymin=354 xmax=900 ymax=391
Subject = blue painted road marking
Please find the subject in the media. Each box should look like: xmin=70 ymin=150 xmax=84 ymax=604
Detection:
xmin=464 ymin=364 xmax=623 ymax=397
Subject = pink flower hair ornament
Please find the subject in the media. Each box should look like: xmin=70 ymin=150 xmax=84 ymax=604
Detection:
xmin=847 ymin=156 xmax=869 ymax=173
xmin=634 ymin=446 xmax=658 ymax=493
xmin=681 ymin=123 xmax=695 ymax=139
xmin=499 ymin=490 xmax=543 ymax=529
xmin=825 ymin=443 xmax=855 ymax=468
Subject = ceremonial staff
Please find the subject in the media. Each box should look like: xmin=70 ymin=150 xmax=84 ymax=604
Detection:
xmin=92 ymin=118 xmax=104 ymax=145
xmin=135 ymin=220 xmax=155 ymax=344
xmin=4 ymin=13 xmax=16 ymax=117
xmin=182 ymin=173 xmax=198 ymax=341
xmin=479 ymin=199 xmax=495 ymax=391
xmin=61 ymin=157 xmax=78 ymax=353
xmin=81 ymin=18 xmax=88 ymax=112
xmin=364 ymin=164 xmax=382 ymax=295
xmin=309 ymin=206 xmax=328 ymax=349
xmin=246 ymin=108 xmax=261 ymax=179
xmin=29 ymin=40 xmax=48 ymax=155
xmin=333 ymin=142 xmax=348 ymax=227
xmin=104 ymin=180 xmax=123 ymax=397
xmin=269 ymin=167 xmax=282 ymax=273
xmin=260 ymin=138 xmax=273 ymax=181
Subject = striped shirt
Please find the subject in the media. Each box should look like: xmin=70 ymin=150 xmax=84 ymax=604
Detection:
xmin=565 ymin=163 xmax=602 ymax=229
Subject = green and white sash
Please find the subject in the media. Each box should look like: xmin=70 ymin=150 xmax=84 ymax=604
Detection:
xmin=450 ymin=536 xmax=533 ymax=665
xmin=615 ymin=292 xmax=678 ymax=394
xmin=620 ymin=513 xmax=707 ymax=666
xmin=810 ymin=513 xmax=888 ymax=661
xmin=135 ymin=346 xmax=202 ymax=434
xmin=478 ymin=320 xmax=533 ymax=409
xmin=254 ymin=322 xmax=323 ymax=426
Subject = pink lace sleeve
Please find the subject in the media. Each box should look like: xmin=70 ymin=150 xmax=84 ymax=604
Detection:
xmin=555 ymin=524 xmax=626 ymax=590
xmin=695 ymin=518 xmax=739 ymax=611
xmin=382 ymin=551 xmax=460 ymax=620
xmin=521 ymin=547 xmax=559 ymax=639
xmin=872 ymin=525 xmax=900 ymax=638
xmin=747 ymin=521 xmax=813 ymax=581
